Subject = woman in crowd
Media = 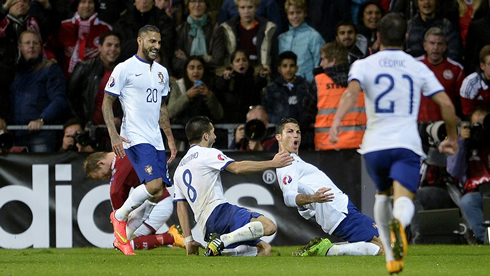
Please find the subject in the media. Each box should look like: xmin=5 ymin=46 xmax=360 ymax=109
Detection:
xmin=173 ymin=0 xmax=225 ymax=79
xmin=356 ymin=0 xmax=384 ymax=53
xmin=167 ymin=56 xmax=224 ymax=149
xmin=215 ymin=49 xmax=268 ymax=124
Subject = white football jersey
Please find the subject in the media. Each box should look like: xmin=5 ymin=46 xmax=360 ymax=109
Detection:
xmin=349 ymin=49 xmax=444 ymax=156
xmin=104 ymin=55 xmax=170 ymax=150
xmin=276 ymin=153 xmax=349 ymax=234
xmin=173 ymin=145 xmax=233 ymax=236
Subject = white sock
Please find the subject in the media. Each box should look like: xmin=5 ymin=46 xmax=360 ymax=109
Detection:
xmin=221 ymin=245 xmax=258 ymax=256
xmin=220 ymin=221 xmax=264 ymax=247
xmin=393 ymin=196 xmax=414 ymax=228
xmin=127 ymin=200 xmax=157 ymax=238
xmin=144 ymin=196 xmax=173 ymax=231
xmin=115 ymin=185 xmax=152 ymax=221
xmin=374 ymin=194 xmax=394 ymax=263
xmin=132 ymin=224 xmax=153 ymax=238
xmin=327 ymin=242 xmax=380 ymax=256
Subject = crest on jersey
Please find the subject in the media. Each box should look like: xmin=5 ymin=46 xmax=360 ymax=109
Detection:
xmin=158 ymin=72 xmax=164 ymax=84
xmin=217 ymin=154 xmax=225 ymax=161
xmin=282 ymin=175 xmax=292 ymax=185
xmin=108 ymin=77 xmax=115 ymax=87
xmin=145 ymin=165 xmax=153 ymax=176
xmin=443 ymin=69 xmax=453 ymax=80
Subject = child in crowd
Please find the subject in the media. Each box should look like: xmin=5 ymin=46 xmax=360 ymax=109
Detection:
xmin=278 ymin=0 xmax=324 ymax=82
xmin=262 ymin=51 xmax=315 ymax=149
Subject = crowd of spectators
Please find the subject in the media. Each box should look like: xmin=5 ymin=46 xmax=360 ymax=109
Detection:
xmin=0 ymin=0 xmax=489 ymax=155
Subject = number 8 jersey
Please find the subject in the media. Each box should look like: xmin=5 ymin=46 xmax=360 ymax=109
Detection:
xmin=349 ymin=49 xmax=444 ymax=157
xmin=173 ymin=145 xmax=233 ymax=236
xmin=104 ymin=55 xmax=170 ymax=150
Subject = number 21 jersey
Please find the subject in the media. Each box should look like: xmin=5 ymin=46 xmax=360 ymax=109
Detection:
xmin=349 ymin=49 xmax=444 ymax=156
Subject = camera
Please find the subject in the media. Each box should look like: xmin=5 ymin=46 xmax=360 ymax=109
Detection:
xmin=69 ymin=130 xmax=95 ymax=150
xmin=244 ymin=119 xmax=267 ymax=141
xmin=0 ymin=130 xmax=14 ymax=151
xmin=419 ymin=121 xmax=446 ymax=147
xmin=469 ymin=113 xmax=490 ymax=148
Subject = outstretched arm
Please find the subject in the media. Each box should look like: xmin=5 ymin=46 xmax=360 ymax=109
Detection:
xmin=329 ymin=81 xmax=361 ymax=143
xmin=225 ymin=150 xmax=293 ymax=174
xmin=160 ymin=101 xmax=177 ymax=163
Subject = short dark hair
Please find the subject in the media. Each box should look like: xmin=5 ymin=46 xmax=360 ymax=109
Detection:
xmin=185 ymin=116 xmax=213 ymax=144
xmin=138 ymin=25 xmax=160 ymax=37
xmin=278 ymin=51 xmax=297 ymax=66
xmin=63 ymin=118 xmax=83 ymax=130
xmin=99 ymin=30 xmax=122 ymax=46
xmin=275 ymin=117 xmax=299 ymax=135
xmin=378 ymin=13 xmax=407 ymax=47
xmin=335 ymin=20 xmax=356 ymax=35
xmin=70 ymin=0 xmax=100 ymax=13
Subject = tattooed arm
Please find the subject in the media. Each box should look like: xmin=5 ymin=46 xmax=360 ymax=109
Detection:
xmin=160 ymin=100 xmax=177 ymax=163
xmin=103 ymin=93 xmax=130 ymax=158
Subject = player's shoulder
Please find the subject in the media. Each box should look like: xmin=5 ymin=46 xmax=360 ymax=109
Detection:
xmin=114 ymin=56 xmax=136 ymax=71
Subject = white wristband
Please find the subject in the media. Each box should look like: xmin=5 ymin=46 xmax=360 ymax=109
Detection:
xmin=184 ymin=236 xmax=194 ymax=245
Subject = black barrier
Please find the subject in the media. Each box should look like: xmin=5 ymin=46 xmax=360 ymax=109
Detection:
xmin=0 ymin=150 xmax=362 ymax=249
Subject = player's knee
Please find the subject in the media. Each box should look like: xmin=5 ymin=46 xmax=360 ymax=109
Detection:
xmin=256 ymin=242 xmax=272 ymax=256
xmin=145 ymin=178 xmax=163 ymax=196
xmin=262 ymin=220 xmax=277 ymax=236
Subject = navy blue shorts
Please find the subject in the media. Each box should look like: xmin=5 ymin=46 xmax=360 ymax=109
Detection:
xmin=363 ymin=148 xmax=421 ymax=193
xmin=125 ymin=143 xmax=172 ymax=185
xmin=333 ymin=201 xmax=379 ymax=242
xmin=205 ymin=203 xmax=262 ymax=248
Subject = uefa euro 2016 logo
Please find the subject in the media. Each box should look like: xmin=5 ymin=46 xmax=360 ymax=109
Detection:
xmin=282 ymin=175 xmax=292 ymax=185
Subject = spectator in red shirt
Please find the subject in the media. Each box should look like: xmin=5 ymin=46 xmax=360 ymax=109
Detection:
xmin=460 ymin=44 xmax=490 ymax=117
xmin=45 ymin=0 xmax=112 ymax=78
xmin=417 ymin=27 xmax=465 ymax=121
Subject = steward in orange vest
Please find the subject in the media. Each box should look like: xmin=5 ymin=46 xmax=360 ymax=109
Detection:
xmin=313 ymin=66 xmax=366 ymax=150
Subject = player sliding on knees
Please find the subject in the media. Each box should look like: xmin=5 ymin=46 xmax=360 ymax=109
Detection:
xmin=275 ymin=118 xmax=383 ymax=257
xmin=174 ymin=116 xmax=294 ymax=256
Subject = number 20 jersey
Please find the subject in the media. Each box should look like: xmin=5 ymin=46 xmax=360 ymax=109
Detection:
xmin=173 ymin=145 xmax=233 ymax=235
xmin=349 ymin=49 xmax=444 ymax=157
xmin=104 ymin=55 xmax=170 ymax=150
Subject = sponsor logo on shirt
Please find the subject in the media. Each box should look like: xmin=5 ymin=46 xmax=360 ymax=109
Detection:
xmin=145 ymin=165 xmax=153 ymax=176
xmin=282 ymin=175 xmax=292 ymax=185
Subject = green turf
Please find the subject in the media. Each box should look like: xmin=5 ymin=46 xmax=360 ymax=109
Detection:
xmin=0 ymin=245 xmax=489 ymax=275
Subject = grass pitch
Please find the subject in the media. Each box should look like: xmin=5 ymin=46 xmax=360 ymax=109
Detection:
xmin=1 ymin=245 xmax=489 ymax=276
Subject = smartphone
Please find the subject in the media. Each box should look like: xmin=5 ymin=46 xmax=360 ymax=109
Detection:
xmin=194 ymin=80 xmax=203 ymax=87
